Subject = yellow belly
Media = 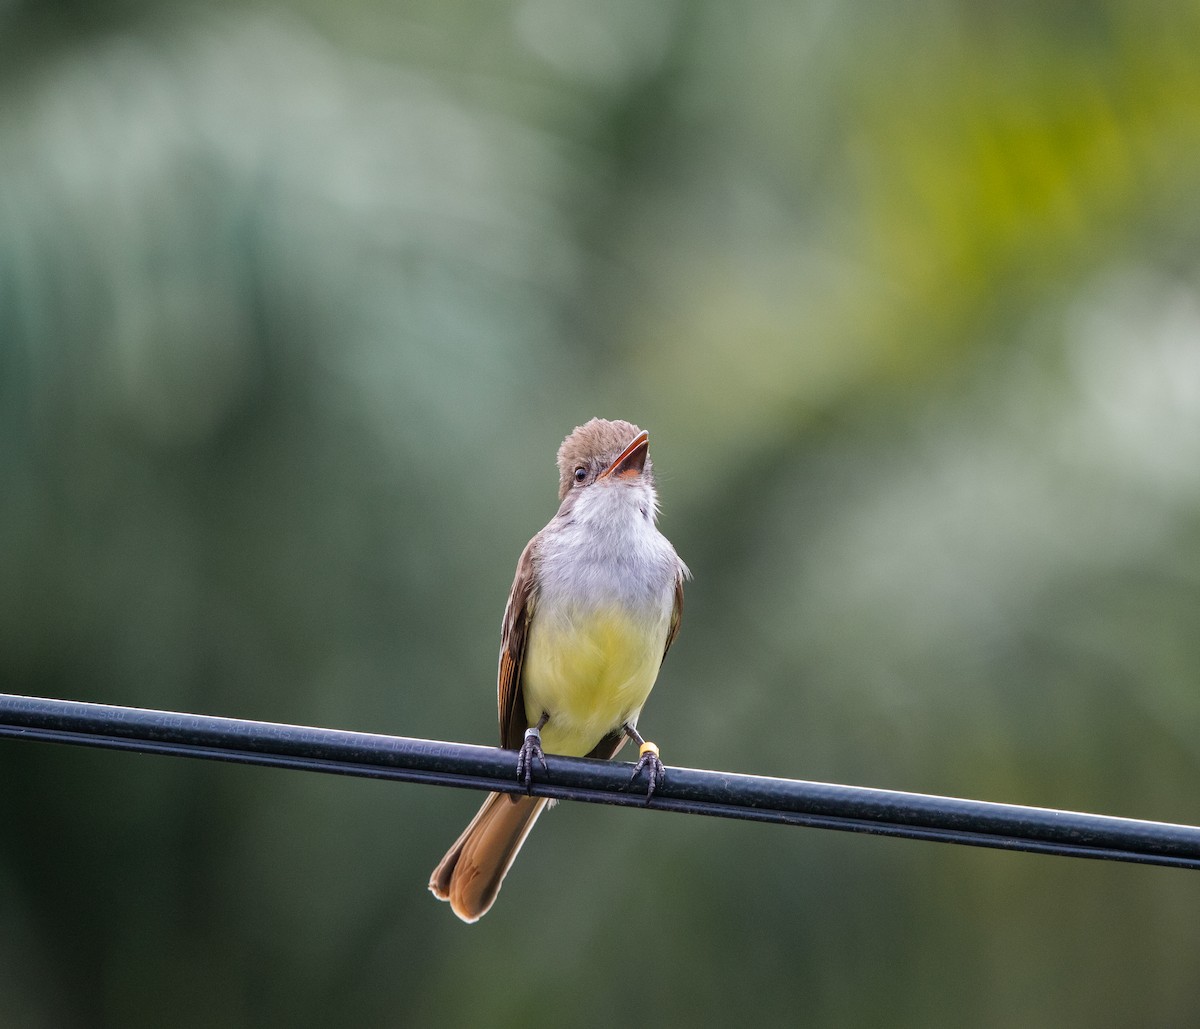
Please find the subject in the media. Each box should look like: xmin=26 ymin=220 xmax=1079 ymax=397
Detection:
xmin=521 ymin=606 xmax=665 ymax=757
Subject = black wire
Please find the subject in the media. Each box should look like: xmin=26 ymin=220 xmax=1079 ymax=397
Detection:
xmin=2 ymin=692 xmax=1198 ymax=869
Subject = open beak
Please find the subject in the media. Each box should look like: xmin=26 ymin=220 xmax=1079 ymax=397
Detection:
xmin=598 ymin=430 xmax=649 ymax=481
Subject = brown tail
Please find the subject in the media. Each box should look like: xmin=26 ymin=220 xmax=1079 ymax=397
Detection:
xmin=428 ymin=793 xmax=547 ymax=923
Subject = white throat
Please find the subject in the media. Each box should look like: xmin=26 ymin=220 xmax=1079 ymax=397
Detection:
xmin=536 ymin=479 xmax=680 ymax=616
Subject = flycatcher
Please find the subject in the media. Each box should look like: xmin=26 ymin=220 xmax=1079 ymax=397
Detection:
xmin=429 ymin=418 xmax=688 ymax=923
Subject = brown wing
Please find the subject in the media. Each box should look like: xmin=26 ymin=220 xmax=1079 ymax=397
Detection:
xmin=661 ymin=569 xmax=685 ymax=663
xmin=498 ymin=535 xmax=539 ymax=750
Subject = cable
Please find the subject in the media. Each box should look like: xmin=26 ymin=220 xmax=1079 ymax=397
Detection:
xmin=1 ymin=692 xmax=1198 ymax=869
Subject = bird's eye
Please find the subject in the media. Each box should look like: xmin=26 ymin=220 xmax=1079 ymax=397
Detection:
xmin=573 ymin=466 xmax=587 ymax=483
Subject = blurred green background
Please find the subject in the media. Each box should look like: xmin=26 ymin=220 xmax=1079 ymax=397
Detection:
xmin=3 ymin=1 xmax=1200 ymax=1025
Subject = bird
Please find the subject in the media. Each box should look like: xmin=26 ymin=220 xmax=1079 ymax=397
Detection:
xmin=428 ymin=418 xmax=688 ymax=923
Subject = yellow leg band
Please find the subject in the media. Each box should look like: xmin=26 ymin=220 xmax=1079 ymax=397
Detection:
xmin=638 ymin=741 xmax=660 ymax=759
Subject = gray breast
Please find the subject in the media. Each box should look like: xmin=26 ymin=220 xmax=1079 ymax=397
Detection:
xmin=537 ymin=488 xmax=680 ymax=614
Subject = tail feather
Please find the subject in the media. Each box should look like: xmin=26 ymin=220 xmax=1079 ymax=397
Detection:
xmin=429 ymin=792 xmax=547 ymax=923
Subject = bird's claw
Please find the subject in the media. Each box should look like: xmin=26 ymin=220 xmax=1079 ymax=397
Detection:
xmin=628 ymin=741 xmax=665 ymax=803
xmin=516 ymin=727 xmax=548 ymax=792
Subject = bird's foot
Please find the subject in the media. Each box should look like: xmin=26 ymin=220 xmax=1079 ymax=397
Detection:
xmin=516 ymin=727 xmax=548 ymax=792
xmin=628 ymin=740 xmax=665 ymax=803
